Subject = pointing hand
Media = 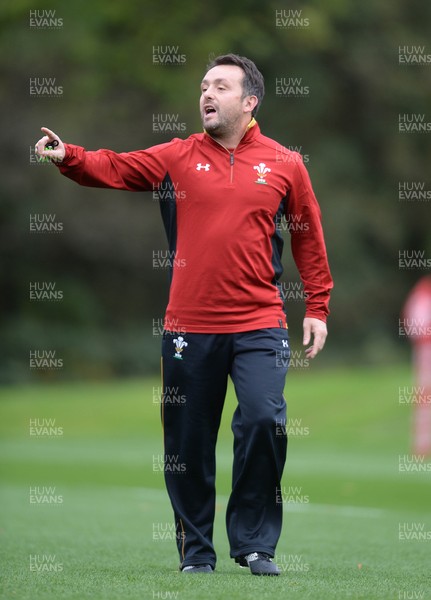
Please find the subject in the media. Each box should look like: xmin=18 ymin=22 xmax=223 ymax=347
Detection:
xmin=35 ymin=127 xmax=65 ymax=162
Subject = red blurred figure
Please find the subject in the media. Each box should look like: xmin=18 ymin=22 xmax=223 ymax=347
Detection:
xmin=402 ymin=275 xmax=431 ymax=456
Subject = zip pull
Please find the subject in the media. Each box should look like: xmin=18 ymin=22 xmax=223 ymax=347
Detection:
xmin=229 ymin=153 xmax=234 ymax=184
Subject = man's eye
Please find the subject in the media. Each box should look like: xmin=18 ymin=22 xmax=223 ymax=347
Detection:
xmin=217 ymin=87 xmax=225 ymax=91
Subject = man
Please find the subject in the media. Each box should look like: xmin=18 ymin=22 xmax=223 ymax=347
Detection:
xmin=35 ymin=54 xmax=333 ymax=576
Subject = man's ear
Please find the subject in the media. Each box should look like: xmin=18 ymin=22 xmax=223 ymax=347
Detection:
xmin=243 ymin=95 xmax=258 ymax=115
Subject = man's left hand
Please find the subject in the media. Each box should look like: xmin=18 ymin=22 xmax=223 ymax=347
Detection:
xmin=303 ymin=317 xmax=328 ymax=359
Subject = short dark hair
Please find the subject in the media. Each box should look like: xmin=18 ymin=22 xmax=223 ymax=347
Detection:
xmin=206 ymin=53 xmax=265 ymax=117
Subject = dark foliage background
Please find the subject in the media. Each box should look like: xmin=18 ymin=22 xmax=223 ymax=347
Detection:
xmin=1 ymin=0 xmax=430 ymax=382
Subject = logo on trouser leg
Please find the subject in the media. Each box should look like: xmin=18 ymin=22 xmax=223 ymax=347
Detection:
xmin=276 ymin=338 xmax=290 ymax=369
xmin=173 ymin=336 xmax=188 ymax=360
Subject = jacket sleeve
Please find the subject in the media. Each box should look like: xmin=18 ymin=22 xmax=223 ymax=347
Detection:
xmin=286 ymin=154 xmax=334 ymax=322
xmin=55 ymin=140 xmax=177 ymax=191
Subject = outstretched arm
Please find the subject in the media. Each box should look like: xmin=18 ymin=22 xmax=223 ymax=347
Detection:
xmin=34 ymin=126 xmax=171 ymax=191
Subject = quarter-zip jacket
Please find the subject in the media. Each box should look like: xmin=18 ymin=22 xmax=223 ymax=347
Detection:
xmin=56 ymin=120 xmax=333 ymax=333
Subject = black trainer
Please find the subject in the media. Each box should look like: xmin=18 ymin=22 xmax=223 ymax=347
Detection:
xmin=235 ymin=552 xmax=280 ymax=576
xmin=181 ymin=564 xmax=214 ymax=574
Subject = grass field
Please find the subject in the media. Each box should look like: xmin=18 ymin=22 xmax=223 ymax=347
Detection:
xmin=1 ymin=365 xmax=430 ymax=599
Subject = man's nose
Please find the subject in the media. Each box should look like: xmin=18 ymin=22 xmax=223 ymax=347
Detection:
xmin=203 ymin=87 xmax=214 ymax=100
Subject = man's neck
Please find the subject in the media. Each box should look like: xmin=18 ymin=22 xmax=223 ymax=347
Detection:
xmin=209 ymin=118 xmax=254 ymax=150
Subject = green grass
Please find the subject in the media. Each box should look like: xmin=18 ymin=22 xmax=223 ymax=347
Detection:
xmin=1 ymin=366 xmax=430 ymax=599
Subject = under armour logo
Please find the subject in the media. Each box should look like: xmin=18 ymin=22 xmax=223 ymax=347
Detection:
xmin=282 ymin=340 xmax=289 ymax=348
xmin=196 ymin=163 xmax=210 ymax=171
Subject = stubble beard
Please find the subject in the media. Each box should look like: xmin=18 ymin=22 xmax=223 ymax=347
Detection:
xmin=202 ymin=113 xmax=225 ymax=136
xmin=202 ymin=109 xmax=242 ymax=141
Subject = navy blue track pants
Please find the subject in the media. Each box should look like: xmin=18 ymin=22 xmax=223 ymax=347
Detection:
xmin=161 ymin=327 xmax=290 ymax=570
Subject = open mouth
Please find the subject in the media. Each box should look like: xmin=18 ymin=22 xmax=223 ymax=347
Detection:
xmin=204 ymin=106 xmax=216 ymax=115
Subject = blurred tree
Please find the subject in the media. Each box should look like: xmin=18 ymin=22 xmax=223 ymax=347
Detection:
xmin=0 ymin=0 xmax=430 ymax=381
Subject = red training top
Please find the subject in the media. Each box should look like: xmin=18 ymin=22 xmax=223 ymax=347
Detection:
xmin=56 ymin=119 xmax=333 ymax=333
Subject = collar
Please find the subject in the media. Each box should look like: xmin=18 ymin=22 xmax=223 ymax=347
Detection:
xmin=245 ymin=117 xmax=257 ymax=131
